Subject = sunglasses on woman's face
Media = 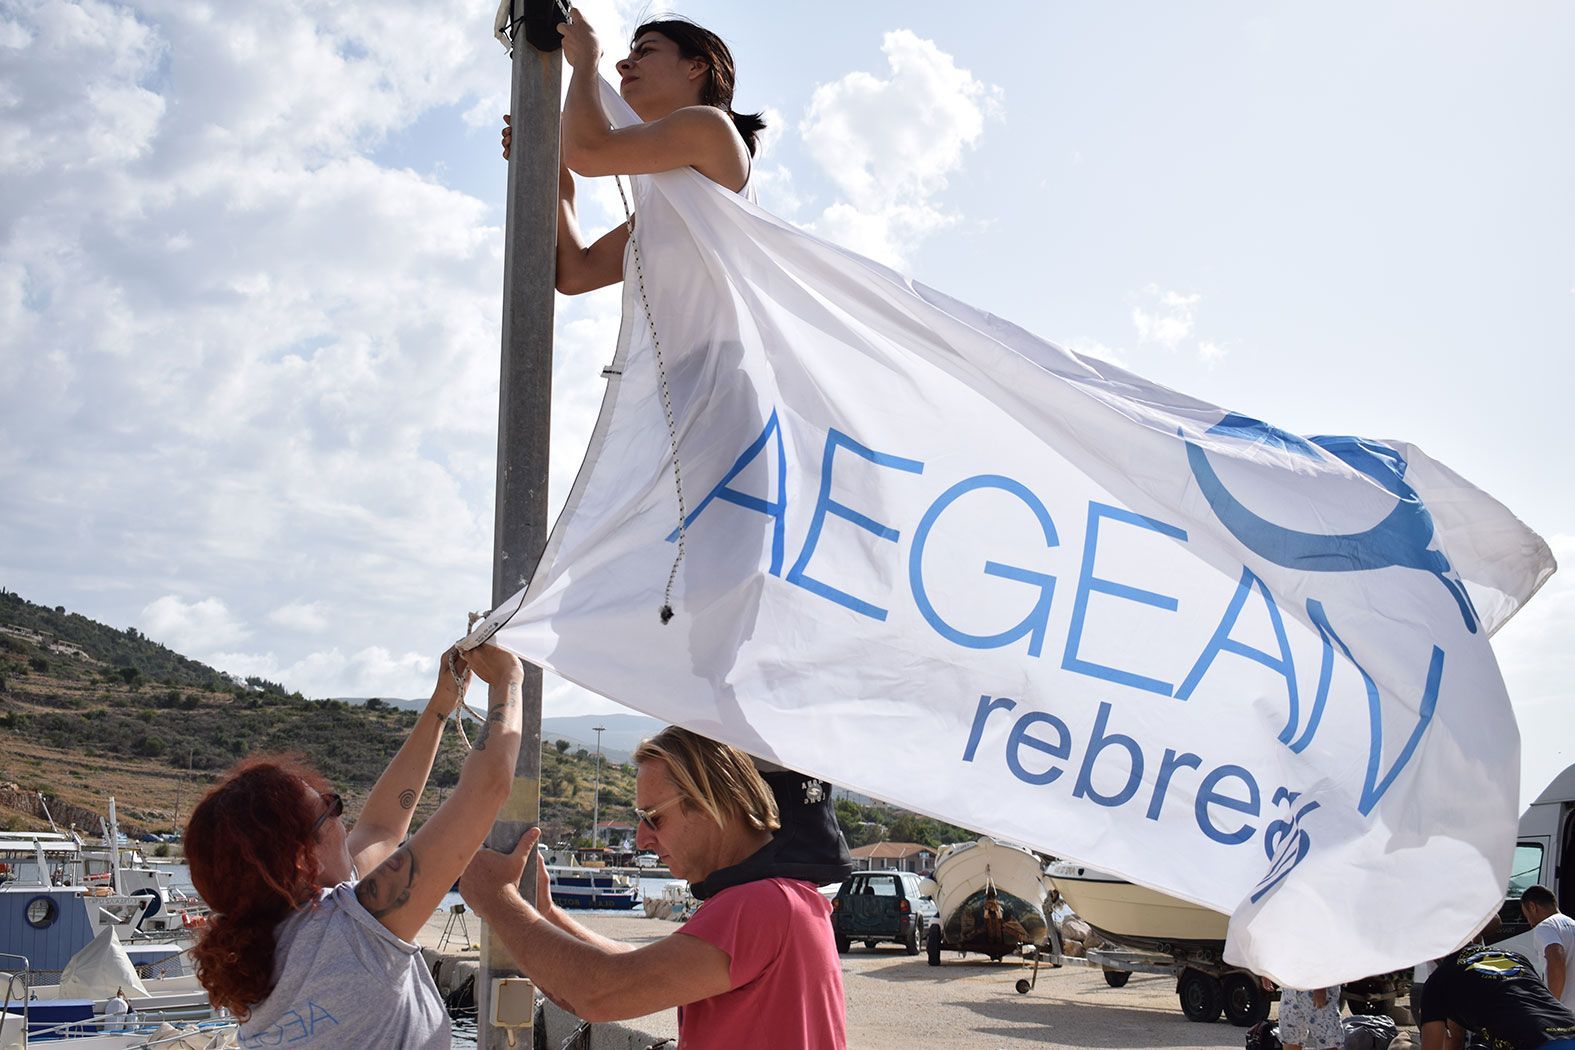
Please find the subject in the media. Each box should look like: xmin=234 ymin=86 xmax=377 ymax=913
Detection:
xmin=311 ymin=792 xmax=344 ymax=833
xmin=633 ymin=794 xmax=684 ymax=834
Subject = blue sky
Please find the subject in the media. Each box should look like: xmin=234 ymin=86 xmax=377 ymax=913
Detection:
xmin=1 ymin=0 xmax=1569 ymax=802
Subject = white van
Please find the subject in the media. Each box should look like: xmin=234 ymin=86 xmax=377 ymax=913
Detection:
xmin=1412 ymin=765 xmax=1574 ymax=1012
xmin=1497 ymin=764 xmax=1575 ymax=961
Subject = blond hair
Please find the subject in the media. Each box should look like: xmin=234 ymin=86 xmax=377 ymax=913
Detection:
xmin=634 ymin=727 xmax=780 ymax=834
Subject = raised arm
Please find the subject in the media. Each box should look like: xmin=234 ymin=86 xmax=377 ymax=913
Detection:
xmin=557 ymin=9 xmax=746 ymax=188
xmin=461 ymin=830 xmax=731 ymax=1022
xmin=346 ymin=647 xmax=468 ymax=874
xmin=355 ymin=644 xmax=523 ymax=942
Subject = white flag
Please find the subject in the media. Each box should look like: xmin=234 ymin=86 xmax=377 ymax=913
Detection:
xmin=470 ymin=81 xmax=1557 ymax=986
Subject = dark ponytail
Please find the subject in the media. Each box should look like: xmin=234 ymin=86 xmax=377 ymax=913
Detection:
xmin=728 ymin=110 xmax=767 ymax=157
xmin=635 ymin=18 xmax=766 ymax=156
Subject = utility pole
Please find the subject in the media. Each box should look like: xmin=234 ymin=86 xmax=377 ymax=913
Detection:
xmin=173 ymin=746 xmax=194 ymax=836
xmin=481 ymin=1 xmax=562 ymax=1046
xmin=591 ymin=725 xmax=605 ymax=849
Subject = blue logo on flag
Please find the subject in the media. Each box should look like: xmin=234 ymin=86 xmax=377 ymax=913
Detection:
xmin=1184 ymin=413 xmax=1479 ymax=633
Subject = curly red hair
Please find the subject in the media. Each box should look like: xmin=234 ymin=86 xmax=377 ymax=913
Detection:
xmin=185 ymin=754 xmax=330 ymax=1017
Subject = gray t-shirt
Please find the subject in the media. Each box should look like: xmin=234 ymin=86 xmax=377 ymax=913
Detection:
xmin=238 ymin=881 xmax=448 ymax=1049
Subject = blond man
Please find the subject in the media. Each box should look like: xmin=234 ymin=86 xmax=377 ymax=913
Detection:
xmin=461 ymin=726 xmax=846 ymax=1049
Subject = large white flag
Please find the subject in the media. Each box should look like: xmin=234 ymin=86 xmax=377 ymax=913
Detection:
xmin=469 ymin=82 xmax=1556 ymax=985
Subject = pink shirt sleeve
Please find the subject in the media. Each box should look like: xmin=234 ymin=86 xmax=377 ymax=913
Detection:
xmin=679 ymin=880 xmax=791 ymax=989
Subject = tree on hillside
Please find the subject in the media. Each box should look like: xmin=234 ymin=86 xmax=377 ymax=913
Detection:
xmin=554 ymin=739 xmax=570 ymax=754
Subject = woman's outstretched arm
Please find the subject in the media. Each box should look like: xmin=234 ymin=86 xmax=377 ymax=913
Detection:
xmin=346 ymin=647 xmax=468 ymax=875
xmin=354 ymin=644 xmax=523 ymax=942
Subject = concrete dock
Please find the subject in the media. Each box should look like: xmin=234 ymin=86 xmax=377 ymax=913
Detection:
xmin=416 ymin=907 xmax=1412 ymax=1049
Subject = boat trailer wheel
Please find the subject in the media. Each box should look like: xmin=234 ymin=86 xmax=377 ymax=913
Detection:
xmin=1178 ymin=968 xmax=1224 ymax=1023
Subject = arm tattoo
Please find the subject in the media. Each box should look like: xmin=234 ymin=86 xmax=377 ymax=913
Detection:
xmin=356 ymin=846 xmax=418 ymax=918
xmin=471 ymin=681 xmax=518 ymax=752
xmin=471 ymin=707 xmax=497 ymax=750
xmin=398 ymin=789 xmax=416 ymax=810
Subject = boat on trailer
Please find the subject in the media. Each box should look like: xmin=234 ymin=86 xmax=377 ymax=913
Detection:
xmin=1045 ymin=861 xmax=1228 ymax=949
xmin=919 ymin=836 xmax=1051 ymax=964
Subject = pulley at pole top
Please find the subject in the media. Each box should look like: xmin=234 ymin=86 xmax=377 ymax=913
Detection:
xmin=494 ymin=0 xmax=571 ymax=55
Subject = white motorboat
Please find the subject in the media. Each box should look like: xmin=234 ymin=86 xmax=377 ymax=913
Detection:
xmin=2 ymin=927 xmax=220 ymax=1048
xmin=919 ymin=836 xmax=1051 ymax=964
xmin=1045 ymin=860 xmax=1228 ymax=949
xmin=546 ymin=867 xmax=642 ymax=910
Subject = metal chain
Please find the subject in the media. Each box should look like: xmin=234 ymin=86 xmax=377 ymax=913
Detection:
xmin=615 ymin=174 xmax=688 ymax=625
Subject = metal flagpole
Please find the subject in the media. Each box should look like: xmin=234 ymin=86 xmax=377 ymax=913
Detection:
xmin=482 ymin=0 xmax=563 ymax=1045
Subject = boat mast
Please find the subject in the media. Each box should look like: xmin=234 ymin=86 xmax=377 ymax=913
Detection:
xmin=107 ymin=798 xmax=123 ymax=895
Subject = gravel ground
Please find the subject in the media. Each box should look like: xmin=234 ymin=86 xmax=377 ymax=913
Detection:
xmin=426 ymin=910 xmax=1267 ymax=1049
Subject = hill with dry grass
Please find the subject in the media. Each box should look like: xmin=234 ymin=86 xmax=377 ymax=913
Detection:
xmin=0 ymin=588 xmax=635 ymax=844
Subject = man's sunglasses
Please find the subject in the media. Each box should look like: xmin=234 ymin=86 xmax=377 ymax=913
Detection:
xmin=633 ymin=795 xmax=684 ymax=833
xmin=311 ymin=792 xmax=345 ymax=833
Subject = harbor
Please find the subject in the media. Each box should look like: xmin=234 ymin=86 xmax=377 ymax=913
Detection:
xmin=13 ymin=796 xmax=1575 ymax=1048
xmin=419 ymin=906 xmax=1266 ymax=1050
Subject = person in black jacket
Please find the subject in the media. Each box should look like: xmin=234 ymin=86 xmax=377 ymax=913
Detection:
xmin=1420 ymin=942 xmax=1575 ymax=1050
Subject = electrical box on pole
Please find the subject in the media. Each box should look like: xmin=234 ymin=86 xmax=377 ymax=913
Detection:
xmin=481 ymin=0 xmax=564 ymax=1045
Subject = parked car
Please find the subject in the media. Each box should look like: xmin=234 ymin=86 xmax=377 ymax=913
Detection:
xmin=830 ymin=870 xmax=939 ymax=954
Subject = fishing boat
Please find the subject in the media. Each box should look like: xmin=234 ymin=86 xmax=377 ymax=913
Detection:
xmin=1 ymin=814 xmax=205 ymax=961
xmin=546 ymin=866 xmax=641 ymax=910
xmin=1045 ymin=861 xmax=1228 ymax=950
xmin=919 ymin=836 xmax=1052 ymax=964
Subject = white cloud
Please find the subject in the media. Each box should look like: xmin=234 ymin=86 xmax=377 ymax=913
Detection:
xmin=139 ymin=595 xmax=249 ymax=654
xmin=1128 ymin=285 xmax=1233 ymax=365
xmin=267 ymin=601 xmax=330 ymax=633
xmin=207 ymin=644 xmax=433 ymax=699
xmin=1131 ymin=286 xmax=1201 ymax=350
xmin=1 ymin=0 xmax=517 ymax=700
xmin=799 ymin=30 xmax=1001 ymax=267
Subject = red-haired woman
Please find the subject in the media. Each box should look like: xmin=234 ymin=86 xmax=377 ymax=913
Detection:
xmin=184 ymin=644 xmax=523 ymax=1048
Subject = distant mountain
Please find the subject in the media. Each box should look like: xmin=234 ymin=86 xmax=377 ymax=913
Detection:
xmin=327 ymin=704 xmax=662 ymax=764
xmin=334 ymin=695 xmax=425 ymax=713
xmin=542 ymin=713 xmax=665 ymax=765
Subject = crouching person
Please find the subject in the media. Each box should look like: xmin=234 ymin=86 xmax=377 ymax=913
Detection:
xmin=461 ymin=726 xmax=846 ymax=1049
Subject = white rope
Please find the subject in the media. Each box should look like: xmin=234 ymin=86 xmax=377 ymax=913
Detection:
xmin=615 ymin=174 xmax=688 ymax=624
xmin=444 ymin=611 xmax=486 ymax=747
